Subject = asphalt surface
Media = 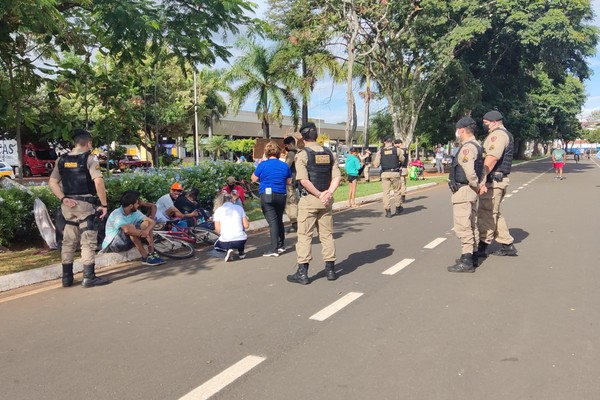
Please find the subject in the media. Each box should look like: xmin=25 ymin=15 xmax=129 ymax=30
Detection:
xmin=1 ymin=157 xmax=599 ymax=400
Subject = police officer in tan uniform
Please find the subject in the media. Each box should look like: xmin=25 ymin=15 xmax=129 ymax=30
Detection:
xmin=287 ymin=122 xmax=342 ymax=285
xmin=49 ymin=129 xmax=111 ymax=288
xmin=476 ymin=110 xmax=518 ymax=258
xmin=394 ymin=139 xmax=409 ymax=203
xmin=447 ymin=117 xmax=484 ymax=273
xmin=372 ymin=136 xmax=404 ymax=217
xmin=283 ymin=136 xmax=299 ymax=233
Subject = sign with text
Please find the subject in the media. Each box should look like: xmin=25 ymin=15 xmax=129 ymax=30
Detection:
xmin=0 ymin=139 xmax=18 ymax=165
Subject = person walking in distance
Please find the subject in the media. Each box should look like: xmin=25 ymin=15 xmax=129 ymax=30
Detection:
xmin=372 ymin=136 xmax=404 ymax=217
xmin=288 ymin=122 xmax=342 ymax=285
xmin=476 ymin=110 xmax=518 ymax=258
xmin=393 ymin=139 xmax=409 ymax=203
xmin=435 ymin=144 xmax=445 ymax=173
xmin=552 ymin=142 xmax=567 ymax=180
xmin=49 ymin=129 xmax=111 ymax=288
xmin=283 ymin=136 xmax=299 ymax=232
xmin=344 ymin=147 xmax=362 ymax=207
xmin=447 ymin=117 xmax=484 ymax=273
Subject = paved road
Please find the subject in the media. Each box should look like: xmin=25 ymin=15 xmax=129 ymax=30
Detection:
xmin=1 ymin=158 xmax=599 ymax=400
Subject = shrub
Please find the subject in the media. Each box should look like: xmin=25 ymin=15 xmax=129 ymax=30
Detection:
xmin=0 ymin=161 xmax=254 ymax=248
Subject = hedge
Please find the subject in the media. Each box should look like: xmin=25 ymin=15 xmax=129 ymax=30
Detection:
xmin=0 ymin=161 xmax=254 ymax=248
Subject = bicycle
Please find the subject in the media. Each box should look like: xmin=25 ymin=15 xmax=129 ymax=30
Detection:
xmin=239 ymin=178 xmax=260 ymax=200
xmin=152 ymin=219 xmax=219 ymax=260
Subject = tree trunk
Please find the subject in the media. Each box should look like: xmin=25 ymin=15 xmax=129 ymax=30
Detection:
xmin=262 ymin=117 xmax=270 ymax=139
xmin=363 ymin=72 xmax=371 ymax=148
xmin=302 ymin=58 xmax=309 ymax=126
xmin=7 ymin=60 xmax=24 ymax=183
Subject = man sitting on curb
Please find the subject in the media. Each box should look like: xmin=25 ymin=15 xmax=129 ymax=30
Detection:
xmin=101 ymin=190 xmax=166 ymax=266
xmin=156 ymin=182 xmax=197 ymax=223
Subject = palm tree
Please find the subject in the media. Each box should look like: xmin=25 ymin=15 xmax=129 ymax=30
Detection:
xmin=205 ymin=135 xmax=230 ymax=160
xmin=224 ymin=39 xmax=301 ymax=139
xmin=196 ymin=67 xmax=228 ymax=138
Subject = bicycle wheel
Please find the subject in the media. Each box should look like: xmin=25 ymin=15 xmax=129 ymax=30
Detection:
xmin=190 ymin=227 xmax=220 ymax=245
xmin=153 ymin=234 xmax=195 ymax=259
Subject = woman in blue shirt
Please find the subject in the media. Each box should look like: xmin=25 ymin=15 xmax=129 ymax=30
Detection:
xmin=252 ymin=141 xmax=292 ymax=256
xmin=345 ymin=148 xmax=362 ymax=207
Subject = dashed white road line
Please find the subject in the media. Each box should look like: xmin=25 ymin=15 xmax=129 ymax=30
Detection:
xmin=518 ymin=186 xmax=524 ymax=189
xmin=382 ymin=259 xmax=415 ymax=275
xmin=310 ymin=292 xmax=364 ymax=321
xmin=512 ymin=190 xmax=519 ymax=193
xmin=504 ymin=194 xmax=513 ymax=198
xmin=179 ymin=355 xmax=266 ymax=400
xmin=424 ymin=238 xmax=447 ymax=249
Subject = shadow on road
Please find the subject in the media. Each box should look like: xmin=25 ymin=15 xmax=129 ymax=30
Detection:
xmin=309 ymin=243 xmax=394 ymax=282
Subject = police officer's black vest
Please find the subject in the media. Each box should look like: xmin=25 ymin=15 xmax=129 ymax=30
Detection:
xmin=449 ymin=140 xmax=484 ymax=186
xmin=299 ymin=146 xmax=334 ymax=192
xmin=380 ymin=146 xmax=400 ymax=171
xmin=58 ymin=152 xmax=96 ymax=196
xmin=489 ymin=127 xmax=514 ymax=176
xmin=401 ymin=148 xmax=409 ymax=168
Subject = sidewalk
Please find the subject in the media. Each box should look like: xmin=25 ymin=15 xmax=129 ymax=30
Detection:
xmin=0 ymin=181 xmax=437 ymax=293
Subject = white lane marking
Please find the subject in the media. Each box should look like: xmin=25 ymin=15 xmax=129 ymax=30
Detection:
xmin=424 ymin=237 xmax=446 ymax=249
xmin=591 ymin=157 xmax=600 ymax=168
xmin=523 ymin=183 xmax=529 ymax=186
xmin=518 ymin=186 xmax=524 ymax=189
xmin=179 ymin=355 xmax=266 ymax=400
xmin=504 ymin=194 xmax=513 ymax=198
xmin=512 ymin=190 xmax=519 ymax=193
xmin=382 ymin=259 xmax=415 ymax=275
xmin=310 ymin=292 xmax=364 ymax=321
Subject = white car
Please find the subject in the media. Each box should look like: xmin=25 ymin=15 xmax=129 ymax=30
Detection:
xmin=0 ymin=160 xmax=15 ymax=179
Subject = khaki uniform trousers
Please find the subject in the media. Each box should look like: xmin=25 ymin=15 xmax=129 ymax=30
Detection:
xmin=478 ymin=178 xmax=514 ymax=245
xmin=452 ymin=186 xmax=479 ymax=254
xmin=400 ymin=168 xmax=408 ymax=196
xmin=61 ymin=201 xmax=97 ymax=265
xmin=381 ymin=171 xmax=402 ymax=210
xmin=296 ymin=194 xmax=335 ymax=264
xmin=285 ymin=184 xmax=299 ymax=222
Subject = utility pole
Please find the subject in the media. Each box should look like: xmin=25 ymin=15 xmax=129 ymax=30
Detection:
xmin=193 ymin=70 xmax=200 ymax=165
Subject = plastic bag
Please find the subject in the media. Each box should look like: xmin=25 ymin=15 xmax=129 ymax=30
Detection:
xmin=34 ymin=198 xmax=58 ymax=249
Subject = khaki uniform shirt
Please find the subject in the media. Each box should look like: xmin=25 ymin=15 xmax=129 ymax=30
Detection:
xmin=482 ymin=126 xmax=510 ymax=188
xmin=372 ymin=145 xmax=405 ymax=169
xmin=51 ymin=150 xmax=103 ymax=194
xmin=295 ymin=142 xmax=341 ymax=206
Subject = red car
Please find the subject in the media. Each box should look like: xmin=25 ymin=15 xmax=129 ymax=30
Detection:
xmin=118 ymin=155 xmax=152 ymax=171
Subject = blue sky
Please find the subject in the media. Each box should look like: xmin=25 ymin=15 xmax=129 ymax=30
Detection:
xmin=240 ymin=0 xmax=600 ymax=122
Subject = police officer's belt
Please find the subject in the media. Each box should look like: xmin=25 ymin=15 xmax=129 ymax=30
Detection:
xmin=486 ymin=172 xmax=506 ymax=183
xmin=66 ymin=195 xmax=99 ymax=205
xmin=382 ymin=168 xmax=400 ymax=172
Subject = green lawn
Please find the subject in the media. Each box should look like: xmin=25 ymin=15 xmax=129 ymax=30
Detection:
xmin=243 ymin=176 xmax=446 ymax=221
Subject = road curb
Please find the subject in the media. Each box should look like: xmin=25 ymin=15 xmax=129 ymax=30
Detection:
xmin=0 ymin=181 xmax=438 ymax=293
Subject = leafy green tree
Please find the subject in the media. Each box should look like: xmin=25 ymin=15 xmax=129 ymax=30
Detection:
xmin=228 ymin=138 xmax=256 ymax=155
xmin=196 ymin=68 xmax=228 ymax=138
xmin=224 ymin=39 xmax=301 ymax=139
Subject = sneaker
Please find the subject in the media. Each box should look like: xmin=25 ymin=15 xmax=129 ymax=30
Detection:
xmin=142 ymin=254 xmax=167 ymax=266
xmin=238 ymin=254 xmax=246 ymax=260
xmin=555 ymin=176 xmax=560 ymax=179
xmin=224 ymin=249 xmax=234 ymax=262
xmin=277 ymin=247 xmax=286 ymax=254
xmin=263 ymin=251 xmax=280 ymax=257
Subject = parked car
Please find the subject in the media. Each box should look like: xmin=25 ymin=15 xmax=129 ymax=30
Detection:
xmin=0 ymin=160 xmax=15 ymax=179
xmin=117 ymin=155 xmax=152 ymax=171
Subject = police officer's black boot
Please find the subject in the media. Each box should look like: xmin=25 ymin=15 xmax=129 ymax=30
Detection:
xmin=401 ymin=195 xmax=406 ymax=203
xmin=325 ymin=261 xmax=337 ymax=281
xmin=385 ymin=209 xmax=392 ymax=218
xmin=475 ymin=241 xmax=488 ymax=259
xmin=447 ymin=254 xmax=475 ymax=273
xmin=62 ymin=263 xmax=74 ymax=287
xmin=287 ymin=263 xmax=310 ymax=285
xmin=492 ymin=243 xmax=518 ymax=256
xmin=82 ymin=264 xmax=111 ymax=288
xmin=395 ymin=206 xmax=404 ymax=215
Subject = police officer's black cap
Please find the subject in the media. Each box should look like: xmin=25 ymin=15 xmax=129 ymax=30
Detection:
xmin=299 ymin=122 xmax=317 ymax=132
xmin=393 ymin=139 xmax=403 ymax=144
xmin=483 ymin=110 xmax=503 ymax=122
xmin=455 ymin=116 xmax=476 ymax=129
xmin=383 ymin=136 xmax=393 ymax=143
xmin=72 ymin=129 xmax=92 ymax=139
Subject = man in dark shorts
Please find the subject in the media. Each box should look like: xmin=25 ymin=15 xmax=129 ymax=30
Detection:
xmin=101 ymin=190 xmax=166 ymax=265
